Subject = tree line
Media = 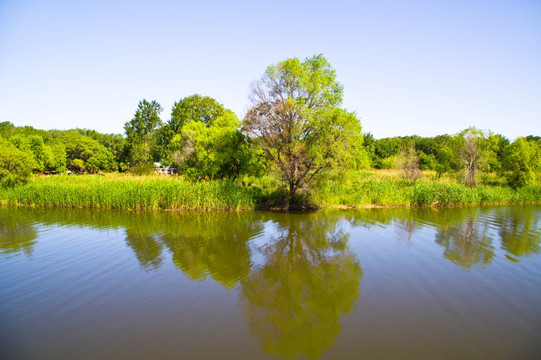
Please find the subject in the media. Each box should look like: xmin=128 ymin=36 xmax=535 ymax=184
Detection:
xmin=1 ymin=55 xmax=540 ymax=191
xmin=363 ymin=130 xmax=541 ymax=187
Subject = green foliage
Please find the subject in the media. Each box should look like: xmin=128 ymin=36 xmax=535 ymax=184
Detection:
xmin=379 ymin=155 xmax=400 ymax=169
xmin=0 ymin=121 xmax=15 ymax=139
xmin=124 ymin=99 xmax=163 ymax=165
xmin=244 ymin=54 xmax=362 ymax=198
xmin=374 ymin=137 xmax=402 ymax=163
xmin=312 ymin=170 xmax=540 ymax=207
xmin=43 ymin=143 xmax=67 ymax=172
xmin=485 ymin=133 xmax=509 ymax=172
xmin=0 ymin=139 xmax=34 ymax=187
xmin=503 ymin=137 xmax=541 ymax=188
xmin=418 ymin=150 xmax=437 ymax=170
xmin=127 ymin=163 xmax=156 ymax=175
xmin=7 ymin=134 xmax=66 ymax=173
xmin=169 ymin=94 xmax=226 ymax=132
xmin=55 ymin=130 xmax=115 ymax=173
xmin=0 ymin=175 xmax=261 ymax=210
xmin=361 ymin=132 xmax=376 ymax=168
xmin=399 ymin=143 xmax=423 ymax=182
xmin=432 ymin=135 xmax=461 ymax=175
xmin=153 ymin=95 xmax=230 ymax=165
xmin=367 ymin=131 xmax=510 ymax=178
xmin=171 ymin=111 xmax=265 ymax=179
xmin=152 ymin=125 xmax=175 ymax=163
xmin=79 ymin=129 xmax=127 ymax=169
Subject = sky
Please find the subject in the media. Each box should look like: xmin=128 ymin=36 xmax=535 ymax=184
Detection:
xmin=0 ymin=0 xmax=540 ymax=140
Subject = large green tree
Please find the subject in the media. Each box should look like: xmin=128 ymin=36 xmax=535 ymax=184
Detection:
xmin=0 ymin=138 xmax=35 ymax=186
xmin=154 ymin=95 xmax=228 ymax=163
xmin=171 ymin=111 xmax=264 ymax=179
xmin=243 ymin=54 xmax=363 ymax=199
xmin=124 ymin=100 xmax=163 ymax=165
xmin=54 ymin=131 xmax=114 ymax=173
xmin=502 ymin=137 xmax=541 ymax=188
xmin=78 ymin=129 xmax=127 ymax=170
xmin=169 ymin=94 xmax=225 ymax=132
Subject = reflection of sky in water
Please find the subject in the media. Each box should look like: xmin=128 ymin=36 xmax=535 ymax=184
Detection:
xmin=247 ymin=220 xmax=278 ymax=268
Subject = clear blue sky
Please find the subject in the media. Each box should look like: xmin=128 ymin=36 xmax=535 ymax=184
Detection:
xmin=1 ymin=0 xmax=540 ymax=139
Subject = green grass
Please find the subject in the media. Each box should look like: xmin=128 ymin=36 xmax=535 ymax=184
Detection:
xmin=312 ymin=171 xmax=541 ymax=207
xmin=0 ymin=171 xmax=539 ymax=211
xmin=0 ymin=175 xmax=262 ymax=210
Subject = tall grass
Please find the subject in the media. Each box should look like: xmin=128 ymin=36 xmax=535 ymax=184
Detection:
xmin=0 ymin=175 xmax=261 ymax=210
xmin=1 ymin=172 xmax=539 ymax=211
xmin=313 ymin=171 xmax=541 ymax=207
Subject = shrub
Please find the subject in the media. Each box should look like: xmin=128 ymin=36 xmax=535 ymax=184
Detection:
xmin=127 ymin=163 xmax=156 ymax=175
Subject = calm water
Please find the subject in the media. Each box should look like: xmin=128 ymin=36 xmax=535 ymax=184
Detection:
xmin=1 ymin=206 xmax=540 ymax=360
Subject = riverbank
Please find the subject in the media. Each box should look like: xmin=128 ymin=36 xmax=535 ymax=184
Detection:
xmin=0 ymin=174 xmax=540 ymax=211
xmin=0 ymin=175 xmax=260 ymax=211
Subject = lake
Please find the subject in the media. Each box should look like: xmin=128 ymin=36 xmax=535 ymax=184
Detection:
xmin=1 ymin=206 xmax=540 ymax=359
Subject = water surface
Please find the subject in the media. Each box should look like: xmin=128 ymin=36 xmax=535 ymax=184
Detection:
xmin=1 ymin=206 xmax=540 ymax=359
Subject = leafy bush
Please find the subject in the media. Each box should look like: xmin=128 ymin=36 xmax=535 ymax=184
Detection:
xmin=127 ymin=163 xmax=156 ymax=175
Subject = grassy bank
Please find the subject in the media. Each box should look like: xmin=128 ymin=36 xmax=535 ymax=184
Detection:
xmin=313 ymin=171 xmax=541 ymax=207
xmin=0 ymin=175 xmax=261 ymax=210
xmin=0 ymin=172 xmax=539 ymax=211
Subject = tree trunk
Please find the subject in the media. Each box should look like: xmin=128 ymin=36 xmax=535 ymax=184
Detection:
xmin=289 ymin=182 xmax=296 ymax=199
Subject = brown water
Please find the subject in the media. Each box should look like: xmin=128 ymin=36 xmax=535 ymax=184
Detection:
xmin=1 ymin=206 xmax=540 ymax=359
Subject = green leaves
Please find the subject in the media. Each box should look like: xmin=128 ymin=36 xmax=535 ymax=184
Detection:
xmin=503 ymin=137 xmax=541 ymax=188
xmin=245 ymin=54 xmax=362 ymax=199
xmin=124 ymin=99 xmax=163 ymax=165
xmin=124 ymin=100 xmax=163 ymax=137
xmin=173 ymin=111 xmax=263 ymax=179
xmin=169 ymin=94 xmax=225 ymax=132
xmin=0 ymin=138 xmax=34 ymax=187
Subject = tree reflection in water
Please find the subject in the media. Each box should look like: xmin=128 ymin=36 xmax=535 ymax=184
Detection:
xmin=498 ymin=207 xmax=540 ymax=259
xmin=125 ymin=231 xmax=164 ymax=271
xmin=0 ymin=208 xmax=38 ymax=258
xmin=161 ymin=212 xmax=264 ymax=289
xmin=240 ymin=214 xmax=362 ymax=360
xmin=2 ymin=205 xmax=540 ymax=359
xmin=434 ymin=215 xmax=495 ymax=268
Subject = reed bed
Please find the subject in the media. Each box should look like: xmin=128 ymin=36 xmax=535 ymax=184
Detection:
xmin=0 ymin=172 xmax=539 ymax=211
xmin=313 ymin=171 xmax=541 ymax=207
xmin=0 ymin=175 xmax=261 ymax=210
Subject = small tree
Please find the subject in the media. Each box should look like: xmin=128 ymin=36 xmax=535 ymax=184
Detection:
xmin=459 ymin=132 xmax=481 ymax=187
xmin=399 ymin=143 xmax=423 ymax=182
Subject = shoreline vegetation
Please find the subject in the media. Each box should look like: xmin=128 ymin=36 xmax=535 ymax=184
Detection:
xmin=0 ymin=173 xmax=539 ymax=211
xmin=1 ymin=55 xmax=540 ymax=210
